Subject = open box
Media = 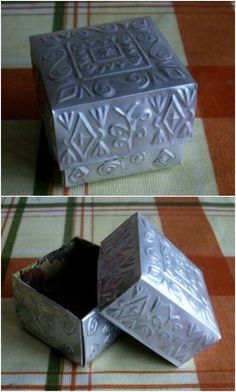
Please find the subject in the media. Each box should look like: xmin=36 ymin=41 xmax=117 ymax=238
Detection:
xmin=13 ymin=213 xmax=221 ymax=367
xmin=12 ymin=237 xmax=120 ymax=366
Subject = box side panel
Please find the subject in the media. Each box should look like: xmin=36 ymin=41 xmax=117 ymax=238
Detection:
xmin=63 ymin=144 xmax=183 ymax=187
xmin=101 ymin=279 xmax=220 ymax=367
xmin=81 ymin=309 xmax=120 ymax=365
xmin=12 ymin=275 xmax=83 ymax=365
xmin=138 ymin=215 xmax=221 ymax=336
xmin=53 ymin=84 xmax=196 ymax=170
xmin=97 ymin=213 xmax=141 ymax=308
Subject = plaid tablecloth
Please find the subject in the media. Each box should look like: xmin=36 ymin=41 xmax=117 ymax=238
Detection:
xmin=1 ymin=197 xmax=235 ymax=390
xmin=2 ymin=2 xmax=235 ymax=196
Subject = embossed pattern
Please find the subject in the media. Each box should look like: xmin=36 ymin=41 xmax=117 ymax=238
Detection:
xmin=63 ymin=145 xmax=182 ymax=187
xmin=30 ymin=16 xmax=197 ymax=178
xmin=12 ymin=276 xmax=82 ymax=364
xmin=30 ymin=16 xmax=194 ymax=107
xmin=102 ymin=282 xmax=218 ymax=367
xmin=97 ymin=214 xmax=141 ymax=307
xmin=12 ymin=237 xmax=120 ymax=366
xmin=56 ymin=86 xmax=195 ymax=170
xmin=98 ymin=213 xmax=221 ymax=366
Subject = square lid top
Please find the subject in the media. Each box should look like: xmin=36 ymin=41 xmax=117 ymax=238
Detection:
xmin=30 ymin=16 xmax=195 ymax=110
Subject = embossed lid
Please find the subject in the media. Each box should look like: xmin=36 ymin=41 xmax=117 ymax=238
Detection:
xmin=30 ymin=16 xmax=197 ymax=171
xmin=97 ymin=213 xmax=221 ymax=366
xmin=30 ymin=16 xmax=195 ymax=109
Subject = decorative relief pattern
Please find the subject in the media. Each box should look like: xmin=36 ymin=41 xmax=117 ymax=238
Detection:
xmin=140 ymin=217 xmax=219 ymax=332
xmin=86 ymin=313 xmax=120 ymax=362
xmin=97 ymin=214 xmax=140 ymax=306
xmin=13 ymin=276 xmax=119 ymax=365
xmin=110 ymin=102 xmax=152 ymax=151
xmin=31 ymin=16 xmax=195 ymax=106
xmin=153 ymin=149 xmax=175 ymax=167
xmin=103 ymin=283 xmax=217 ymax=366
xmin=12 ymin=278 xmax=81 ymax=363
xmin=57 ymin=87 xmax=195 ymax=169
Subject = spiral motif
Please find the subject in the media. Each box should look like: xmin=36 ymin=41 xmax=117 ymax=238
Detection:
xmin=129 ymin=153 xmax=146 ymax=165
xmin=93 ymin=81 xmax=116 ymax=98
xmin=125 ymin=72 xmax=150 ymax=90
xmin=38 ymin=314 xmax=55 ymax=340
xmin=59 ymin=315 xmax=76 ymax=335
xmin=97 ymin=159 xmax=122 ymax=176
xmin=48 ymin=49 xmax=73 ymax=81
xmin=137 ymin=324 xmax=153 ymax=338
xmin=70 ymin=29 xmax=89 ymax=39
xmin=64 ymin=344 xmax=76 ymax=357
xmin=136 ymin=31 xmax=158 ymax=43
xmin=145 ymin=246 xmax=161 ymax=264
xmin=149 ymin=43 xmax=172 ymax=63
xmin=87 ymin=316 xmax=99 ymax=336
xmin=103 ymin=324 xmax=115 ymax=336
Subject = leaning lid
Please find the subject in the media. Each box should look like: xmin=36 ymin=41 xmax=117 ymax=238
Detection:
xmin=97 ymin=213 xmax=221 ymax=366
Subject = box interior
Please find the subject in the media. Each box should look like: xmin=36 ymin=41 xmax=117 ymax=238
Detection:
xmin=20 ymin=237 xmax=100 ymax=319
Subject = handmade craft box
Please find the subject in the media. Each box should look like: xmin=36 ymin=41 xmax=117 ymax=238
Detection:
xmin=97 ymin=213 xmax=221 ymax=366
xmin=30 ymin=16 xmax=197 ymax=186
xmin=12 ymin=237 xmax=120 ymax=366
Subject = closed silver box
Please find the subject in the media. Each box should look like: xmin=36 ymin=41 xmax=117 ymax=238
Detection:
xmin=97 ymin=213 xmax=221 ymax=366
xmin=30 ymin=16 xmax=197 ymax=186
xmin=12 ymin=237 xmax=120 ymax=366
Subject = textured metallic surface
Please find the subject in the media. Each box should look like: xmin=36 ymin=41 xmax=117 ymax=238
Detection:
xmin=63 ymin=144 xmax=183 ymax=187
xmin=30 ymin=16 xmax=197 ymax=183
xmin=12 ymin=238 xmax=120 ymax=366
xmin=97 ymin=213 xmax=221 ymax=366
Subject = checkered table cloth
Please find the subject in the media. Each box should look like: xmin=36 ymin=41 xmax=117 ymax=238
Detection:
xmin=2 ymin=2 xmax=235 ymax=196
xmin=1 ymin=197 xmax=235 ymax=390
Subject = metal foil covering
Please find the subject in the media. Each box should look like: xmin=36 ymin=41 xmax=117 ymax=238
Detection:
xmin=30 ymin=16 xmax=197 ymax=186
xmin=97 ymin=213 xmax=221 ymax=366
xmin=12 ymin=237 xmax=120 ymax=366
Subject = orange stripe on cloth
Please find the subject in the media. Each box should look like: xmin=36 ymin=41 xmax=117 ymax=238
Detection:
xmin=188 ymin=66 xmax=234 ymax=119
xmin=174 ymin=2 xmax=234 ymax=195
xmin=195 ymin=296 xmax=235 ymax=391
xmin=200 ymin=117 xmax=234 ymax=195
xmin=2 ymin=258 xmax=37 ymax=297
xmin=2 ymin=69 xmax=40 ymax=120
xmin=156 ymin=197 xmax=235 ymax=391
xmin=155 ymin=197 xmax=234 ymax=295
xmin=174 ymin=2 xmax=234 ymax=66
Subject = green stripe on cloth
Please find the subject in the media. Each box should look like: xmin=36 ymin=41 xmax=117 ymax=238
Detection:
xmin=53 ymin=2 xmax=66 ymax=31
xmin=1 ymin=197 xmax=27 ymax=286
xmin=33 ymin=1 xmax=65 ymax=196
xmin=45 ymin=3 xmax=66 ymax=390
xmin=45 ymin=197 xmax=75 ymax=390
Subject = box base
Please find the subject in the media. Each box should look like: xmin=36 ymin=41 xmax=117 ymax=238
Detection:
xmin=63 ymin=144 xmax=183 ymax=187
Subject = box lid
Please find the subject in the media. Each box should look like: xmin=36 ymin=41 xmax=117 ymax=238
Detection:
xmin=97 ymin=213 xmax=221 ymax=366
xmin=30 ymin=16 xmax=197 ymax=170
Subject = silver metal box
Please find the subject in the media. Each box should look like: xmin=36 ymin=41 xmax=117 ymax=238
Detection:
xmin=97 ymin=213 xmax=221 ymax=366
xmin=30 ymin=16 xmax=197 ymax=187
xmin=12 ymin=237 xmax=120 ymax=366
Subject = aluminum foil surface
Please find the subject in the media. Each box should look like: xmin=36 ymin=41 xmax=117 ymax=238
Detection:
xmin=30 ymin=16 xmax=197 ymax=186
xmin=97 ymin=213 xmax=221 ymax=366
xmin=12 ymin=237 xmax=120 ymax=366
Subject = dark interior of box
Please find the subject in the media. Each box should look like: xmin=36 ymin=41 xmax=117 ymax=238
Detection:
xmin=20 ymin=237 xmax=100 ymax=319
